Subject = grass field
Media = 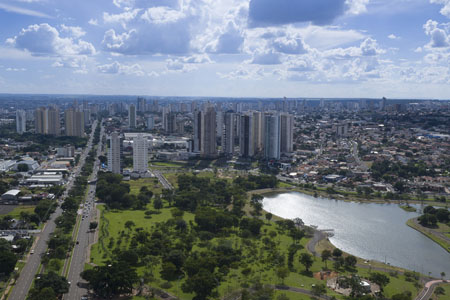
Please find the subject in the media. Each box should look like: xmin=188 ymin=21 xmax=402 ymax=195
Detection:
xmin=150 ymin=161 xmax=188 ymax=169
xmin=435 ymin=283 xmax=450 ymax=299
xmin=5 ymin=205 xmax=36 ymax=218
xmin=128 ymin=177 xmax=163 ymax=196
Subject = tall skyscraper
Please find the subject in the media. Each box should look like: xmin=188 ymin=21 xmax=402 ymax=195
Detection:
xmin=216 ymin=111 xmax=223 ymax=139
xmin=222 ymin=112 xmax=235 ymax=155
xmin=161 ymin=107 xmax=170 ymax=132
xmin=280 ymin=113 xmax=294 ymax=154
xmin=240 ymin=114 xmax=254 ymax=157
xmin=108 ymin=132 xmax=122 ymax=174
xmin=64 ymin=108 xmax=84 ymax=137
xmin=133 ymin=134 xmax=148 ymax=173
xmin=202 ymin=106 xmax=217 ymax=157
xmin=129 ymin=104 xmax=136 ymax=128
xmin=193 ymin=109 xmax=202 ymax=153
xmin=146 ymin=116 xmax=154 ymax=130
xmin=264 ymin=113 xmax=280 ymax=160
xmin=252 ymin=111 xmax=263 ymax=154
xmin=16 ymin=110 xmax=26 ymax=134
xmin=35 ymin=107 xmax=60 ymax=135
xmin=47 ymin=107 xmax=61 ymax=136
xmin=34 ymin=107 xmax=46 ymax=134
xmin=167 ymin=112 xmax=177 ymax=134
xmin=137 ymin=97 xmax=146 ymax=112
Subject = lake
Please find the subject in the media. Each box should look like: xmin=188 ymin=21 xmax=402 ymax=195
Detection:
xmin=263 ymin=192 xmax=450 ymax=278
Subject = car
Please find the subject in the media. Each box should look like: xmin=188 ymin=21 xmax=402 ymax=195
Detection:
xmin=30 ymin=250 xmax=34 ymax=254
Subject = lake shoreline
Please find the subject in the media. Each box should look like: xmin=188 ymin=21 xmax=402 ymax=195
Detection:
xmin=261 ymin=190 xmax=450 ymax=279
xmin=406 ymin=218 xmax=450 ymax=253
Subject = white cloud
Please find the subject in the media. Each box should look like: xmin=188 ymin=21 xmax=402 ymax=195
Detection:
xmin=5 ymin=67 xmax=26 ymax=72
xmin=360 ymin=38 xmax=384 ymax=56
xmin=0 ymin=3 xmax=52 ymax=18
xmin=61 ymin=25 xmax=86 ymax=38
xmin=165 ymin=59 xmax=197 ymax=73
xmin=97 ymin=61 xmax=145 ymax=76
xmin=88 ymin=19 xmax=98 ymax=26
xmin=388 ymin=34 xmax=399 ymax=39
xmin=430 ymin=0 xmax=450 ymax=18
xmin=346 ymin=0 xmax=370 ymax=15
xmin=7 ymin=23 xmax=96 ymax=56
xmin=140 ymin=6 xmax=185 ymax=24
xmin=272 ymin=37 xmax=307 ymax=54
xmin=423 ymin=19 xmax=449 ymax=48
xmin=103 ymin=9 xmax=140 ymax=28
xmin=251 ymin=51 xmax=281 ymax=65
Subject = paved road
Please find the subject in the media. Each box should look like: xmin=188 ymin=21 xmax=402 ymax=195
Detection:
xmin=415 ymin=280 xmax=446 ymax=300
xmin=64 ymin=123 xmax=104 ymax=300
xmin=153 ymin=170 xmax=174 ymax=190
xmin=8 ymin=121 xmax=98 ymax=300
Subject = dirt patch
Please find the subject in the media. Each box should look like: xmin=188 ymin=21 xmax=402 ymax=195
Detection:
xmin=314 ymin=270 xmax=338 ymax=281
xmin=0 ymin=205 xmax=17 ymax=215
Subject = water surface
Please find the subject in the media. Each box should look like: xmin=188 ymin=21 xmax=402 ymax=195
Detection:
xmin=263 ymin=192 xmax=450 ymax=278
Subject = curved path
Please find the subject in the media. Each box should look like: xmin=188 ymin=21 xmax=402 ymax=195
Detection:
xmin=415 ymin=280 xmax=446 ymax=300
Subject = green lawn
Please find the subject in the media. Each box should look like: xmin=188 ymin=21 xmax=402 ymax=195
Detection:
xmin=436 ymin=283 xmax=450 ymax=300
xmin=128 ymin=177 xmax=163 ymax=196
xmin=150 ymin=161 xmax=188 ymax=168
xmin=6 ymin=205 xmax=36 ymax=218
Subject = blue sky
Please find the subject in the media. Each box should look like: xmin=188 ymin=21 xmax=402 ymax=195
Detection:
xmin=0 ymin=0 xmax=449 ymax=99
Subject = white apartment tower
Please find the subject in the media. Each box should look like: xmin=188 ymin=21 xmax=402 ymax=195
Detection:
xmin=264 ymin=113 xmax=280 ymax=160
xmin=222 ymin=112 xmax=235 ymax=155
xmin=108 ymin=132 xmax=122 ymax=174
xmin=129 ymin=104 xmax=136 ymax=128
xmin=133 ymin=134 xmax=148 ymax=173
xmin=280 ymin=113 xmax=294 ymax=153
xmin=16 ymin=110 xmax=26 ymax=134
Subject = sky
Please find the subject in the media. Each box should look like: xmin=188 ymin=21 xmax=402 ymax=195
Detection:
xmin=0 ymin=0 xmax=449 ymax=99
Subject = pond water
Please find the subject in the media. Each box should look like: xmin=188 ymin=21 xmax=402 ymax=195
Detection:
xmin=263 ymin=192 xmax=450 ymax=278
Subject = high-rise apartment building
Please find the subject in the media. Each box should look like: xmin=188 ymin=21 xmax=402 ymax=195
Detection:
xmin=129 ymin=104 xmax=136 ymax=128
xmin=264 ymin=113 xmax=280 ymax=160
xmin=202 ymin=106 xmax=217 ymax=157
xmin=222 ymin=112 xmax=235 ymax=155
xmin=193 ymin=110 xmax=202 ymax=153
xmin=280 ymin=113 xmax=294 ymax=154
xmin=146 ymin=116 xmax=154 ymax=130
xmin=162 ymin=107 xmax=170 ymax=132
xmin=16 ymin=110 xmax=26 ymax=134
xmin=35 ymin=107 xmax=60 ymax=135
xmin=108 ymin=132 xmax=122 ymax=174
xmin=137 ymin=97 xmax=146 ymax=112
xmin=240 ymin=114 xmax=254 ymax=157
xmin=64 ymin=108 xmax=84 ymax=137
xmin=167 ymin=112 xmax=177 ymax=134
xmin=133 ymin=134 xmax=148 ymax=173
xmin=252 ymin=111 xmax=263 ymax=154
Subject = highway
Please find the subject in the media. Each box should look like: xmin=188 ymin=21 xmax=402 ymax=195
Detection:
xmin=8 ymin=121 xmax=98 ymax=300
xmin=64 ymin=123 xmax=104 ymax=300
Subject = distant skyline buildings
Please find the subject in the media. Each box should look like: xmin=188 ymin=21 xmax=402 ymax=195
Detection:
xmin=16 ymin=110 xmax=26 ymax=134
xmin=128 ymin=104 xmax=136 ymax=129
xmin=108 ymin=132 xmax=122 ymax=174
xmin=34 ymin=107 xmax=60 ymax=136
xmin=64 ymin=107 xmax=84 ymax=137
xmin=133 ymin=134 xmax=148 ymax=173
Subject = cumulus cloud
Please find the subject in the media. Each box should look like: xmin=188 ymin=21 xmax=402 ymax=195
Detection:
xmin=251 ymin=51 xmax=281 ymax=65
xmin=346 ymin=0 xmax=370 ymax=15
xmin=248 ymin=0 xmax=347 ymax=27
xmin=271 ymin=37 xmax=307 ymax=54
xmin=140 ymin=6 xmax=185 ymax=24
xmin=360 ymin=38 xmax=383 ymax=56
xmin=388 ymin=34 xmax=399 ymax=39
xmin=214 ymin=21 xmax=245 ymax=54
xmin=423 ymin=19 xmax=449 ymax=48
xmin=430 ymin=0 xmax=450 ymax=18
xmin=60 ymin=25 xmax=86 ymax=38
xmin=97 ymin=61 xmax=145 ymax=76
xmin=6 ymin=23 xmax=95 ymax=56
xmin=103 ymin=9 xmax=140 ymax=28
xmin=165 ymin=59 xmax=197 ymax=72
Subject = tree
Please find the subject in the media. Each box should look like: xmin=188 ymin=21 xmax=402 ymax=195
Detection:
xmin=275 ymin=266 xmax=289 ymax=285
xmin=299 ymin=253 xmax=313 ymax=273
xmin=332 ymin=248 xmax=343 ymax=258
xmin=441 ymin=272 xmax=446 ymax=280
xmin=321 ymin=250 xmax=332 ymax=269
xmin=124 ymin=220 xmax=135 ymax=231
xmin=434 ymin=286 xmax=445 ymax=296
xmin=277 ymin=293 xmax=289 ymax=300
xmin=311 ymin=283 xmax=327 ymax=297
xmin=369 ymin=273 xmax=390 ymax=290
xmin=89 ymin=221 xmax=98 ymax=231
xmin=33 ymin=271 xmax=69 ymax=296
xmin=81 ymin=261 xmax=138 ymax=298
xmin=265 ymin=213 xmax=272 ymax=222
xmin=153 ymin=195 xmax=163 ymax=209
xmin=345 ymin=255 xmax=357 ymax=269
xmin=182 ymin=269 xmax=218 ymax=300
xmin=160 ymin=262 xmax=178 ymax=281
xmin=0 ymin=246 xmax=17 ymax=277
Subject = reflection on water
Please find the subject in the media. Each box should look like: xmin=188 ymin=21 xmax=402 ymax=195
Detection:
xmin=263 ymin=192 xmax=450 ymax=278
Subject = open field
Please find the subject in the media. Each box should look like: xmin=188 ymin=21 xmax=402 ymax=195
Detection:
xmin=2 ymin=205 xmax=35 ymax=218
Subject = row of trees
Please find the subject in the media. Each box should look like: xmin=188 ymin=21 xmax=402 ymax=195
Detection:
xmin=418 ymin=206 xmax=449 ymax=227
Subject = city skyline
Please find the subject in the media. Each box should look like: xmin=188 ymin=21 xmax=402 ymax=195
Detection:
xmin=0 ymin=1 xmax=450 ymax=99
